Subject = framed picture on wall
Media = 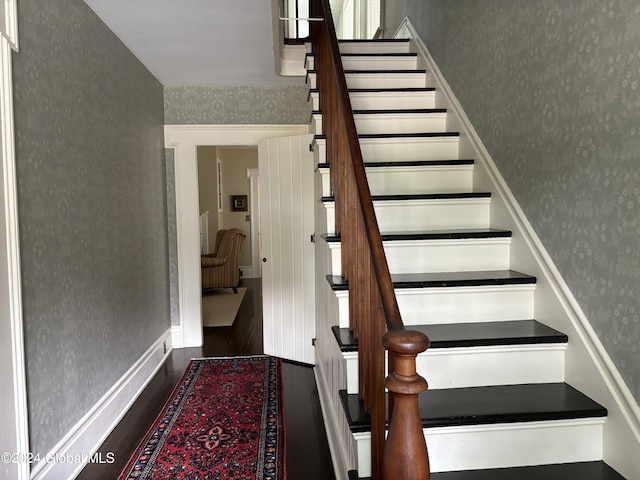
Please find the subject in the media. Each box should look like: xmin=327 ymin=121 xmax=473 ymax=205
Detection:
xmin=231 ymin=195 xmax=248 ymax=212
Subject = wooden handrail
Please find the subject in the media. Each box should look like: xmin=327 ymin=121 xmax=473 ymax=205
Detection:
xmin=310 ymin=1 xmax=431 ymax=478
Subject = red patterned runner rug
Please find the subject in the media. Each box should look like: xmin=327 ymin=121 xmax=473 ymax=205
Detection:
xmin=118 ymin=355 xmax=285 ymax=479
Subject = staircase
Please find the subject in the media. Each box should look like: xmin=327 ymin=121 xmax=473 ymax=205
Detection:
xmin=308 ymin=38 xmax=628 ymax=479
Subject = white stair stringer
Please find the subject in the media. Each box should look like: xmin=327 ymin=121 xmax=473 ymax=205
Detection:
xmin=314 ymin=288 xmax=357 ymax=480
xmin=352 ymin=418 xmax=605 ymax=478
xmin=313 ymin=209 xmax=359 ymax=479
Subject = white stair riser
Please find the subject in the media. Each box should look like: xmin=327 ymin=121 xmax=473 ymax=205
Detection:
xmin=353 ymin=419 xmax=604 ymax=477
xmin=307 ymin=72 xmax=426 ymax=89
xmin=315 ymin=137 xmax=460 ymax=163
xmin=361 ymin=136 xmax=460 ymax=162
xmin=343 ymin=56 xmax=418 ymax=71
xmin=338 ymin=42 xmax=411 ymax=54
xmin=323 ymin=198 xmax=491 ymax=235
xmin=307 ymin=55 xmax=419 ymax=71
xmin=311 ymin=112 xmax=447 ymax=136
xmin=345 ymin=72 xmax=426 ymax=89
xmin=334 ymin=285 xmax=536 ymax=328
xmin=318 ymin=165 xmax=474 ymax=197
xmin=309 ymin=90 xmax=437 ymax=111
xmin=327 ymin=239 xmax=511 ymax=276
xmin=355 ymin=112 xmax=447 ymax=135
xmin=344 ymin=344 xmax=566 ymax=394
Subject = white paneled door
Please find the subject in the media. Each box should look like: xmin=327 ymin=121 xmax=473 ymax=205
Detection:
xmin=258 ymin=134 xmax=315 ymax=365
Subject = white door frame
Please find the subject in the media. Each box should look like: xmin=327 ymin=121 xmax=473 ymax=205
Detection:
xmin=165 ymin=124 xmax=309 ymax=348
xmin=245 ymin=168 xmax=261 ymax=278
xmin=1 ymin=3 xmax=30 ymax=480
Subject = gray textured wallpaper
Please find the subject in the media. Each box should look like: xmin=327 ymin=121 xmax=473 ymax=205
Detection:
xmin=164 ymin=85 xmax=311 ymax=124
xmin=393 ymin=0 xmax=640 ymax=401
xmin=13 ymin=0 xmax=169 ymax=456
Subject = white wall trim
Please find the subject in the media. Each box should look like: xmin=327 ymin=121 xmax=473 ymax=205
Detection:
xmin=171 ymin=325 xmax=184 ymax=349
xmin=245 ymin=168 xmax=261 ymax=279
xmin=0 ymin=0 xmax=18 ymax=49
xmin=239 ymin=266 xmax=255 ymax=279
xmin=395 ymin=17 xmax=640 ymax=478
xmin=0 ymin=32 xmax=29 ymax=480
xmin=30 ymin=329 xmax=173 ymax=480
xmin=165 ymin=124 xmax=309 ymax=348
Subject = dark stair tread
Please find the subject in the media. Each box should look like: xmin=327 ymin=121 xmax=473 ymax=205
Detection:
xmin=354 ymin=108 xmax=446 ymax=114
xmin=332 ymin=320 xmax=568 ymax=352
xmin=370 ymin=192 xmax=490 ymax=201
xmin=363 ymin=131 xmax=459 ymax=139
xmin=307 ymin=51 xmax=416 ymax=57
xmin=317 ymin=159 xmax=475 ymax=169
xmin=327 ymin=270 xmax=537 ymax=291
xmin=344 ymin=69 xmax=426 ymax=74
xmin=323 ymin=228 xmax=511 ymax=243
xmin=340 ymin=52 xmax=418 ymax=58
xmin=313 ymin=108 xmax=447 ymax=115
xmin=338 ymin=39 xmax=411 ymax=43
xmin=315 ymin=131 xmax=460 ymax=140
xmin=349 ymin=461 xmax=626 ymax=480
xmin=340 ymin=383 xmax=607 ymax=433
xmin=308 ymin=68 xmax=426 ymax=75
xmin=321 ymin=192 xmax=490 ymax=203
xmin=309 ymin=87 xmax=437 ymax=94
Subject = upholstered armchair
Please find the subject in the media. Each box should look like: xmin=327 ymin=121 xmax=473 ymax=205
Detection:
xmin=201 ymin=228 xmax=247 ymax=292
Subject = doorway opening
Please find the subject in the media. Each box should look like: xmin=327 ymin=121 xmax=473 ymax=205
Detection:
xmin=197 ymin=146 xmax=260 ymax=277
xmin=165 ymin=124 xmax=308 ymax=349
xmin=197 ymin=146 xmax=261 ymax=330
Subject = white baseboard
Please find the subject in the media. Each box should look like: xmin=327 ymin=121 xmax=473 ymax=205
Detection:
xmin=239 ymin=265 xmax=260 ymax=279
xmin=30 ymin=329 xmax=173 ymax=480
xmin=395 ymin=17 xmax=640 ymax=479
xmin=171 ymin=324 xmax=184 ymax=349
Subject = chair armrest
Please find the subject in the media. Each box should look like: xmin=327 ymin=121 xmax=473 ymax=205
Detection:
xmin=201 ymin=255 xmax=228 ymax=267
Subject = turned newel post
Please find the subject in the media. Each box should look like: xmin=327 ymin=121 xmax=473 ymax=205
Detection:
xmin=383 ymin=329 xmax=431 ymax=480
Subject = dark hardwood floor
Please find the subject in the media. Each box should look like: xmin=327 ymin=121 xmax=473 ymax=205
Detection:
xmin=77 ymin=278 xmax=336 ymax=480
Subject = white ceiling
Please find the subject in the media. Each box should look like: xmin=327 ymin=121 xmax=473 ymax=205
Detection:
xmin=84 ymin=0 xmax=302 ymax=86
